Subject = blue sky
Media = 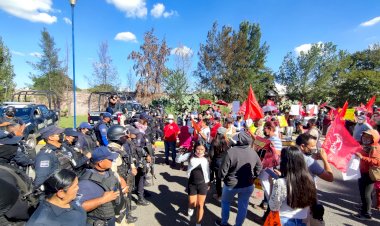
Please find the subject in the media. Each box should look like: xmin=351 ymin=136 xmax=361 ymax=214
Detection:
xmin=1 ymin=0 xmax=379 ymax=89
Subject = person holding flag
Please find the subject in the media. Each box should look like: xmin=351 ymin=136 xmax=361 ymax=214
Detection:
xmin=352 ymin=129 xmax=380 ymax=221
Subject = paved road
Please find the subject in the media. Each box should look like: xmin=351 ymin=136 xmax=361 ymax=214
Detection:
xmin=130 ymin=147 xmax=380 ymax=226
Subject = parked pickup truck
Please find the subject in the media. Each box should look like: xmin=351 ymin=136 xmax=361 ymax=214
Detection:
xmin=0 ymin=102 xmax=59 ymax=149
xmin=87 ymin=91 xmax=143 ymax=125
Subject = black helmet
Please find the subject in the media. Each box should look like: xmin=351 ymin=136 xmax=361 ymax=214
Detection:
xmin=107 ymin=125 xmax=127 ymax=141
xmin=5 ymin=106 xmax=16 ymax=117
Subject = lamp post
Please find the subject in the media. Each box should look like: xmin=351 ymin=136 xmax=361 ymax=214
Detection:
xmin=70 ymin=0 xmax=77 ymax=128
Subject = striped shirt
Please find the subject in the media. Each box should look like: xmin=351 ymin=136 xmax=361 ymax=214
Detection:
xmin=269 ymin=136 xmax=283 ymax=151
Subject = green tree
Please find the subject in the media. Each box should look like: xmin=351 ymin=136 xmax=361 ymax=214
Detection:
xmin=334 ymin=44 xmax=380 ymax=106
xmin=89 ymin=41 xmax=119 ymax=92
xmin=0 ymin=37 xmax=16 ymax=101
xmin=276 ymin=42 xmax=344 ymax=103
xmin=195 ymin=21 xmax=273 ymax=102
xmin=128 ymin=29 xmax=171 ymax=104
xmin=29 ymin=28 xmax=71 ymax=102
xmin=164 ymin=69 xmax=189 ymax=101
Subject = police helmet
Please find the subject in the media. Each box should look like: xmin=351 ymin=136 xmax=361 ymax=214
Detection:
xmin=5 ymin=106 xmax=16 ymax=117
xmin=107 ymin=125 xmax=127 ymax=141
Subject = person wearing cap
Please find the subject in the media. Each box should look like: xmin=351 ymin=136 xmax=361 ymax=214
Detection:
xmin=94 ymin=112 xmax=112 ymax=146
xmin=63 ymin=128 xmax=92 ymax=175
xmin=353 ymin=114 xmax=372 ymax=143
xmin=77 ymin=146 xmax=127 ymax=226
xmin=107 ymin=125 xmax=138 ymax=223
xmin=0 ymin=130 xmax=34 ymax=168
xmin=163 ymin=114 xmax=180 ymax=166
xmin=34 ymin=126 xmax=77 ymax=188
xmin=352 ymin=129 xmax=380 ymax=220
xmin=77 ymin=122 xmax=98 ymax=153
xmin=0 ymin=106 xmax=25 ymax=136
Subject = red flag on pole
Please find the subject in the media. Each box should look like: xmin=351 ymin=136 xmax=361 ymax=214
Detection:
xmin=365 ymin=95 xmax=376 ymax=114
xmin=199 ymin=99 xmax=212 ymax=105
xmin=339 ymin=101 xmax=348 ymax=120
xmin=244 ymin=85 xmax=264 ymax=120
xmin=191 ymin=119 xmax=201 ymax=133
xmin=239 ymin=101 xmax=247 ymax=113
xmin=322 ymin=110 xmax=361 ymax=172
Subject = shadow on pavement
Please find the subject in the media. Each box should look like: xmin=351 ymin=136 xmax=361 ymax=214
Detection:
xmin=160 ymin=172 xmax=188 ymax=190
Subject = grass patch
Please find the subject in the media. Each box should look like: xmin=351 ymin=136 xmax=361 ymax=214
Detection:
xmin=58 ymin=115 xmax=88 ymax=128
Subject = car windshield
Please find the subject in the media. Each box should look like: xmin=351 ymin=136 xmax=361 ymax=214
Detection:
xmin=132 ymin=103 xmax=142 ymax=111
xmin=0 ymin=107 xmax=32 ymax=121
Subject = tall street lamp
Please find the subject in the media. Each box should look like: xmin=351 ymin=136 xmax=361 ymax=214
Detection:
xmin=70 ymin=0 xmax=77 ymax=128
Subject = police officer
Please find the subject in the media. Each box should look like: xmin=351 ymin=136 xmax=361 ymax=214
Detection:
xmin=63 ymin=128 xmax=92 ymax=174
xmin=126 ymin=125 xmax=151 ymax=206
xmin=107 ymin=125 xmax=138 ymax=224
xmin=0 ymin=106 xmax=25 ymax=136
xmin=0 ymin=130 xmax=34 ymax=168
xmin=94 ymin=112 xmax=112 ymax=146
xmin=77 ymin=122 xmax=98 ymax=152
xmin=34 ymin=126 xmax=79 ymax=188
xmin=77 ymin=146 xmax=128 ymax=226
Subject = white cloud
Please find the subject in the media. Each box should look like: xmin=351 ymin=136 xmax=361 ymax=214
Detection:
xmin=150 ymin=3 xmax=165 ymax=18
xmin=360 ymin=16 xmax=380 ymax=27
xmin=294 ymin=42 xmax=323 ymax=55
xmin=63 ymin=17 xmax=71 ymax=25
xmin=163 ymin=10 xmax=177 ymax=18
xmin=114 ymin=32 xmax=137 ymax=43
xmin=150 ymin=3 xmax=177 ymax=18
xmin=30 ymin=52 xmax=43 ymax=58
xmin=171 ymin=46 xmax=193 ymax=57
xmin=106 ymin=0 xmax=147 ymax=18
xmin=11 ymin=50 xmax=25 ymax=56
xmin=0 ymin=0 xmax=57 ymax=24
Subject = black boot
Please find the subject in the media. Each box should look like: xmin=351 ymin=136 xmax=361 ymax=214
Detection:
xmin=126 ymin=214 xmax=138 ymax=223
xmin=137 ymin=198 xmax=150 ymax=206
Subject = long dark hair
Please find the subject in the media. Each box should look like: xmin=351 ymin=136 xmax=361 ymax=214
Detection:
xmin=43 ymin=169 xmax=77 ymax=199
xmin=280 ymin=146 xmax=317 ymax=209
xmin=211 ymin=133 xmax=229 ymax=156
xmin=189 ymin=141 xmax=209 ymax=160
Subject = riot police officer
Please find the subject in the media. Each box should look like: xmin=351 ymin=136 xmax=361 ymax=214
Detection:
xmin=0 ymin=130 xmax=34 ymax=168
xmin=0 ymin=106 xmax=25 ymax=136
xmin=94 ymin=112 xmax=112 ymax=146
xmin=77 ymin=146 xmax=127 ymax=226
xmin=107 ymin=125 xmax=138 ymax=224
xmin=126 ymin=125 xmax=151 ymax=206
xmin=77 ymin=122 xmax=98 ymax=153
xmin=63 ymin=128 xmax=92 ymax=175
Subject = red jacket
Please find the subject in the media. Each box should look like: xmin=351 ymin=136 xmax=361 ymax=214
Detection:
xmin=163 ymin=122 xmax=180 ymax=142
xmin=359 ymin=129 xmax=380 ymax=173
xmin=210 ymin=122 xmax=221 ymax=139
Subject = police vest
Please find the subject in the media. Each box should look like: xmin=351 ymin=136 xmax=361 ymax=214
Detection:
xmin=80 ymin=169 xmax=120 ymax=221
xmin=40 ymin=146 xmax=74 ymax=171
xmin=108 ymin=142 xmax=130 ymax=180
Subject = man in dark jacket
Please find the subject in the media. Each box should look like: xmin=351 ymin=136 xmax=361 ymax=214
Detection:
xmin=215 ymin=131 xmax=262 ymax=226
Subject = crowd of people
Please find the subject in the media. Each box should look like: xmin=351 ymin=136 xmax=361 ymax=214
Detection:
xmin=0 ymin=96 xmax=380 ymax=226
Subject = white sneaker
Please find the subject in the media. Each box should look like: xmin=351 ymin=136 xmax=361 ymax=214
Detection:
xmin=188 ymin=208 xmax=194 ymax=216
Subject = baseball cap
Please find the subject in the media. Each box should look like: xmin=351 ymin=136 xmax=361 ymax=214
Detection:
xmin=64 ymin=128 xmax=81 ymax=137
xmin=40 ymin=126 xmax=64 ymax=139
xmin=0 ymin=130 xmax=23 ymax=145
xmin=102 ymin=112 xmax=112 ymax=118
xmin=91 ymin=146 xmax=119 ymax=163
xmin=79 ymin=122 xmax=93 ymax=129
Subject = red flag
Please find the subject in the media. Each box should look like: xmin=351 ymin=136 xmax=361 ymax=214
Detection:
xmin=322 ymin=116 xmax=361 ymax=172
xmin=191 ymin=119 xmax=201 ymax=133
xmin=239 ymin=101 xmax=247 ymax=113
xmin=266 ymin=99 xmax=275 ymax=106
xmin=199 ymin=99 xmax=212 ymax=105
xmin=365 ymin=95 xmax=376 ymax=114
xmin=339 ymin=101 xmax=348 ymax=119
xmin=244 ymin=85 xmax=264 ymax=120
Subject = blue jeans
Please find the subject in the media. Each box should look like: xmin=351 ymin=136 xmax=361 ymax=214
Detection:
xmin=164 ymin=141 xmax=177 ymax=161
xmin=221 ymin=184 xmax=254 ymax=226
xmin=280 ymin=217 xmax=306 ymax=226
